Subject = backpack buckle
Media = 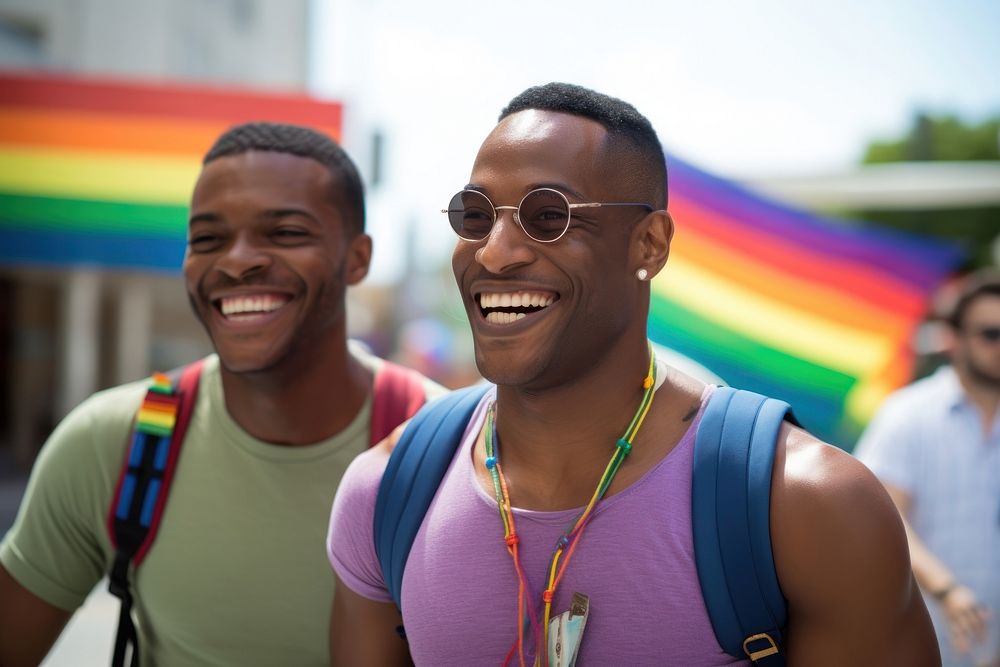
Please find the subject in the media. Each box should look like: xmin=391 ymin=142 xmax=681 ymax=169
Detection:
xmin=743 ymin=632 xmax=780 ymax=661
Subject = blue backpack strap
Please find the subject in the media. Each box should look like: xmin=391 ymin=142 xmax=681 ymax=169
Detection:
xmin=374 ymin=384 xmax=492 ymax=609
xmin=693 ymin=386 xmax=793 ymax=666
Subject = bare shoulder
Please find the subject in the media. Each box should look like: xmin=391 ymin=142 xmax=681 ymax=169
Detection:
xmin=774 ymin=424 xmax=892 ymax=516
xmin=771 ymin=423 xmax=907 ymax=594
xmin=769 ymin=424 xmax=938 ymax=665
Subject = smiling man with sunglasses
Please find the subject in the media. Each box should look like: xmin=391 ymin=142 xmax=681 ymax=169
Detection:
xmin=327 ymin=82 xmax=937 ymax=666
xmin=857 ymin=269 xmax=1000 ymax=666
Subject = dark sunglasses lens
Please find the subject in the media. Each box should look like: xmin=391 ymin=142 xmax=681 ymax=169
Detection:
xmin=519 ymin=189 xmax=570 ymax=242
xmin=448 ymin=191 xmax=494 ymax=240
xmin=978 ymin=326 xmax=1000 ymax=343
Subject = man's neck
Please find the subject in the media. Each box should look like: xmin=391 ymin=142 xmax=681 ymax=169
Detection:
xmin=495 ymin=367 xmax=650 ymax=460
xmin=218 ymin=343 xmax=371 ymax=446
xmin=486 ymin=348 xmax=665 ymax=510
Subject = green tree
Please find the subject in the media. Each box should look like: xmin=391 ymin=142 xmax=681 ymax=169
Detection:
xmin=864 ymin=113 xmax=1000 ymax=163
xmin=856 ymin=113 xmax=1000 ymax=269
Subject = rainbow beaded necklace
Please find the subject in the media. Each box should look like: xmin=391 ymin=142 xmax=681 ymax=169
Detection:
xmin=483 ymin=347 xmax=657 ymax=667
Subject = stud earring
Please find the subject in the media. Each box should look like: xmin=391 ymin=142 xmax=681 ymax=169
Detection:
xmin=636 ymin=268 xmax=649 ymax=281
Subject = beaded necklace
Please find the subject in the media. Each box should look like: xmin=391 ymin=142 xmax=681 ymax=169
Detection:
xmin=483 ymin=348 xmax=657 ymax=667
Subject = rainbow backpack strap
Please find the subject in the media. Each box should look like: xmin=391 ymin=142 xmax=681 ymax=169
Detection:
xmin=106 ymin=359 xmax=204 ymax=667
xmin=692 ymin=386 xmax=797 ymax=666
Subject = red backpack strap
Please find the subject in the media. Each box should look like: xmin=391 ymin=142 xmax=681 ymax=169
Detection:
xmin=107 ymin=359 xmax=204 ymax=565
xmin=106 ymin=359 xmax=204 ymax=667
xmin=370 ymin=361 xmax=428 ymax=446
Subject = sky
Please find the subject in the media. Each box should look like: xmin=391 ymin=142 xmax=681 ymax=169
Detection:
xmin=310 ymin=0 xmax=1000 ymax=283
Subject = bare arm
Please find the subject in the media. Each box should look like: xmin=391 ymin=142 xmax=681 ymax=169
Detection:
xmin=771 ymin=426 xmax=939 ymax=666
xmin=329 ymin=573 xmax=412 ymax=667
xmin=882 ymin=482 xmax=990 ymax=656
xmin=0 ymin=564 xmax=72 ymax=667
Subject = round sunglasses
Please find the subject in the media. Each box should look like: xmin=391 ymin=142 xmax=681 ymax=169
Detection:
xmin=443 ymin=188 xmax=653 ymax=243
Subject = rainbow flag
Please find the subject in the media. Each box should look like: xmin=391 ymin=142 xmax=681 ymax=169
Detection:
xmin=0 ymin=71 xmax=342 ymax=271
xmin=650 ymin=157 xmax=964 ymax=448
xmin=0 ymin=72 xmax=963 ymax=446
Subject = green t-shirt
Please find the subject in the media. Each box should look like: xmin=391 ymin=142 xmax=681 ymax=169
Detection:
xmin=1 ymin=353 xmax=438 ymax=665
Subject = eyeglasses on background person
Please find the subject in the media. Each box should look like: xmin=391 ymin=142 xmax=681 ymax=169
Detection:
xmin=967 ymin=326 xmax=1000 ymax=344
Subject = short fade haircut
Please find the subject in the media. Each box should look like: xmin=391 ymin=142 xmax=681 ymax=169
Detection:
xmin=499 ymin=82 xmax=668 ymax=209
xmin=203 ymin=121 xmax=365 ymax=234
xmin=945 ymin=268 xmax=1000 ymax=329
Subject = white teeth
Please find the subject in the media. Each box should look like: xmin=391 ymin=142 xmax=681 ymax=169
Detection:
xmin=479 ymin=290 xmax=556 ymax=325
xmin=478 ymin=292 xmax=555 ymax=310
xmin=485 ymin=312 xmax=527 ymax=324
xmin=220 ymin=294 xmax=287 ymax=316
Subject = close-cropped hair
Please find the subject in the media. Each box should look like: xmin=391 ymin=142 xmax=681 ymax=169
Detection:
xmin=946 ymin=268 xmax=1000 ymax=329
xmin=204 ymin=121 xmax=366 ymax=234
xmin=500 ymin=82 xmax=668 ymax=209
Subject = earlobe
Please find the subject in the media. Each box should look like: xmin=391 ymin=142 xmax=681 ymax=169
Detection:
xmin=345 ymin=233 xmax=373 ymax=285
xmin=632 ymin=210 xmax=673 ymax=280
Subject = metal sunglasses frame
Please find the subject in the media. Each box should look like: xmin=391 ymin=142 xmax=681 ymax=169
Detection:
xmin=443 ymin=187 xmax=654 ymax=243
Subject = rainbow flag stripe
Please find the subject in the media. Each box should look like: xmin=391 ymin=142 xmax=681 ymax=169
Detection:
xmin=0 ymin=72 xmax=962 ymax=446
xmin=0 ymin=71 xmax=342 ymax=271
xmin=651 ymin=157 xmax=964 ymax=447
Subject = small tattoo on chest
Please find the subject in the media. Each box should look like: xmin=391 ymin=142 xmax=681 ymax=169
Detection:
xmin=681 ymin=405 xmax=699 ymax=422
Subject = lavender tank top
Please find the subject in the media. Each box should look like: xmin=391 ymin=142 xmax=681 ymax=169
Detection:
xmin=328 ymin=384 xmax=747 ymax=666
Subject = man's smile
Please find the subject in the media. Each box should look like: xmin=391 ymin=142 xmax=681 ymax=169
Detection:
xmin=476 ymin=290 xmax=558 ymax=325
xmin=211 ymin=292 xmax=293 ymax=324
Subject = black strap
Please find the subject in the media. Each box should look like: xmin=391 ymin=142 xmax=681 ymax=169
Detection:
xmin=110 ymin=554 xmax=139 ymax=667
xmin=106 ymin=361 xmax=202 ymax=667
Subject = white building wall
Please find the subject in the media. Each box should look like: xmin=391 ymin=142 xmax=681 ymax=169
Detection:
xmin=0 ymin=0 xmax=309 ymax=86
xmin=0 ymin=0 xmax=314 ymax=448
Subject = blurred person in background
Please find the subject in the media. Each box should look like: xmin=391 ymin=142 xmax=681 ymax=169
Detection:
xmin=0 ymin=122 xmax=442 ymax=666
xmin=856 ymin=269 xmax=1000 ymax=667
